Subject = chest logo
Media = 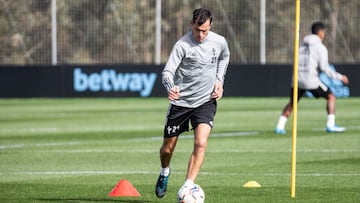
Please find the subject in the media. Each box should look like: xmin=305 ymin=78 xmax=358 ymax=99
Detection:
xmin=211 ymin=48 xmax=217 ymax=63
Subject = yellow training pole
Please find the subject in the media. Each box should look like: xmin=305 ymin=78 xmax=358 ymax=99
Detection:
xmin=291 ymin=0 xmax=301 ymax=198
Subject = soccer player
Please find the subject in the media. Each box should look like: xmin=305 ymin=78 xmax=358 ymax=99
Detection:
xmin=155 ymin=8 xmax=230 ymax=198
xmin=274 ymin=21 xmax=349 ymax=134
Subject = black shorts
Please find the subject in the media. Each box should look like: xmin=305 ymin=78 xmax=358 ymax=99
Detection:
xmin=163 ymin=99 xmax=217 ymax=138
xmin=290 ymin=85 xmax=332 ymax=102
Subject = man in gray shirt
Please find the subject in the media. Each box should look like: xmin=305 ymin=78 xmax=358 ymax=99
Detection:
xmin=275 ymin=21 xmax=349 ymax=134
xmin=155 ymin=8 xmax=230 ymax=198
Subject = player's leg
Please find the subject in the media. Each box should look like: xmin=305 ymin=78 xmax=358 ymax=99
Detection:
xmin=155 ymin=104 xmax=191 ymax=198
xmin=309 ymin=86 xmax=345 ymax=132
xmin=274 ymin=102 xmax=292 ymax=134
xmin=275 ymin=88 xmax=305 ymax=134
xmin=183 ymin=99 xmax=216 ymax=186
xmin=185 ymin=123 xmax=211 ymax=183
xmin=326 ymin=92 xmax=336 ymax=115
xmin=155 ymin=136 xmax=177 ymax=198
xmin=325 ymin=93 xmax=346 ymax=132
xmin=159 ymin=136 xmax=178 ymax=169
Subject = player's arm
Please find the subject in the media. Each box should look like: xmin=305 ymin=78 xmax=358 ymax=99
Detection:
xmin=319 ymin=56 xmax=349 ymax=85
xmin=216 ymin=39 xmax=230 ymax=84
xmin=162 ymin=43 xmax=184 ymax=100
xmin=211 ymin=81 xmax=223 ymax=100
xmin=213 ymin=39 xmax=230 ymax=100
xmin=318 ymin=46 xmax=346 ymax=82
xmin=340 ymin=75 xmax=349 ymax=85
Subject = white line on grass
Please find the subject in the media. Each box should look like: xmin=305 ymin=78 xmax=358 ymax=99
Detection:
xmin=0 ymin=142 xmax=81 ymax=150
xmin=42 ymin=149 xmax=159 ymax=153
xmin=0 ymin=171 xmax=156 ymax=175
xmin=212 ymin=131 xmax=258 ymax=137
xmin=1 ymin=170 xmax=359 ymax=177
xmin=35 ymin=148 xmax=359 ymax=153
xmin=207 ymin=149 xmax=360 ymax=153
xmin=129 ymin=131 xmax=258 ymax=142
xmin=0 ymin=127 xmax=58 ymax=133
xmin=0 ymin=132 xmax=257 ymax=150
xmin=0 ymin=126 xmax=161 ymax=134
xmin=263 ymin=173 xmax=360 ymax=177
xmin=2 ymin=125 xmax=359 ymax=134
xmin=2 ymin=131 xmax=358 ymax=154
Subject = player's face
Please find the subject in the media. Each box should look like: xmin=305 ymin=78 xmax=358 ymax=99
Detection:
xmin=191 ymin=19 xmax=211 ymax=43
xmin=318 ymin=29 xmax=326 ymax=41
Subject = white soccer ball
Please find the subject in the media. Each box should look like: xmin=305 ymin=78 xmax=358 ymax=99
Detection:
xmin=177 ymin=184 xmax=205 ymax=203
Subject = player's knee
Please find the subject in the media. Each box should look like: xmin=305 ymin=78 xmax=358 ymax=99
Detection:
xmin=327 ymin=93 xmax=336 ymax=101
xmin=194 ymin=139 xmax=208 ymax=152
xmin=160 ymin=144 xmax=175 ymax=155
xmin=161 ymin=136 xmax=178 ymax=154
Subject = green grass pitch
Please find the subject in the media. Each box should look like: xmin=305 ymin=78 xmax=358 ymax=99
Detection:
xmin=0 ymin=97 xmax=359 ymax=203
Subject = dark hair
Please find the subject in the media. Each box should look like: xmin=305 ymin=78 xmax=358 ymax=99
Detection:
xmin=311 ymin=21 xmax=326 ymax=34
xmin=192 ymin=8 xmax=212 ymax=25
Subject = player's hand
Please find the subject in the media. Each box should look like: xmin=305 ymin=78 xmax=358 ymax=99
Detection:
xmin=168 ymin=86 xmax=180 ymax=101
xmin=212 ymin=81 xmax=223 ymax=100
xmin=341 ymin=75 xmax=349 ymax=85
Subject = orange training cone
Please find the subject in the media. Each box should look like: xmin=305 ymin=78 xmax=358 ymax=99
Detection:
xmin=108 ymin=179 xmax=141 ymax=197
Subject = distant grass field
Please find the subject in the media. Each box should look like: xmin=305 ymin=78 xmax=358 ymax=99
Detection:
xmin=0 ymin=97 xmax=359 ymax=203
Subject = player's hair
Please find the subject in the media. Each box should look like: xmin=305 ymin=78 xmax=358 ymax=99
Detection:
xmin=192 ymin=8 xmax=212 ymax=25
xmin=311 ymin=21 xmax=326 ymax=34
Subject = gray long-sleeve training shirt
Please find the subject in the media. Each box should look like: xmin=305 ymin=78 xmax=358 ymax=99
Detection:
xmin=296 ymin=34 xmax=343 ymax=90
xmin=162 ymin=31 xmax=230 ymax=108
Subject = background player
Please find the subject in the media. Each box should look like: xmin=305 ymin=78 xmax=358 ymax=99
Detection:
xmin=274 ymin=21 xmax=349 ymax=134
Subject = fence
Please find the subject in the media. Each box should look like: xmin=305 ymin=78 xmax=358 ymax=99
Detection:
xmin=0 ymin=0 xmax=359 ymax=65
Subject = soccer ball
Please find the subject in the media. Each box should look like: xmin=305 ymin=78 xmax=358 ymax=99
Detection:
xmin=177 ymin=184 xmax=205 ymax=203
